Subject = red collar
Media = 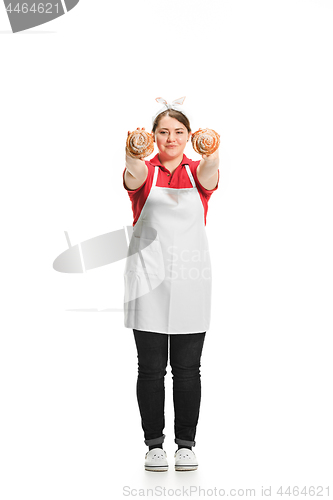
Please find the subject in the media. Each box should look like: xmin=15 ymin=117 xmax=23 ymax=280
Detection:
xmin=148 ymin=153 xmax=191 ymax=170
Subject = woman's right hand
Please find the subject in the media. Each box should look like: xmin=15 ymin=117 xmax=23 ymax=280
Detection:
xmin=126 ymin=127 xmax=150 ymax=161
xmin=124 ymin=128 xmax=150 ymax=189
xmin=127 ymin=127 xmax=146 ymax=136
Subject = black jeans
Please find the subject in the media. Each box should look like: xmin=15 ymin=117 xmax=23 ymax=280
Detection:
xmin=133 ymin=329 xmax=206 ymax=448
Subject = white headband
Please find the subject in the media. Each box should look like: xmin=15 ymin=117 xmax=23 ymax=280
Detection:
xmin=152 ymin=96 xmax=189 ymax=124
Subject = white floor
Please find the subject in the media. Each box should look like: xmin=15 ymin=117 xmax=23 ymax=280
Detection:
xmin=1 ymin=310 xmax=331 ymax=499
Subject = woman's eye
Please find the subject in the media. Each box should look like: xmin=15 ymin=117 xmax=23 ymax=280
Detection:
xmin=177 ymin=131 xmax=184 ymax=134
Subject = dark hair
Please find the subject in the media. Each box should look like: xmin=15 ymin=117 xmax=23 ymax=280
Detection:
xmin=152 ymin=109 xmax=191 ymax=134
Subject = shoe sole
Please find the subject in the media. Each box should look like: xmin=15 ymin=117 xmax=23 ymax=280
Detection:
xmin=175 ymin=466 xmax=198 ymax=471
xmin=145 ymin=466 xmax=168 ymax=472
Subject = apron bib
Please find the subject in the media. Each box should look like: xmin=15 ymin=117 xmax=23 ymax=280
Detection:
xmin=124 ymin=164 xmax=212 ymax=334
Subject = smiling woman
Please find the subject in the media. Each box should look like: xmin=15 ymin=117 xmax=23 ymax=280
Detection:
xmin=125 ymin=112 xmax=219 ymax=190
xmin=122 ymin=96 xmax=220 ymax=472
xmin=153 ymin=115 xmax=190 ymax=173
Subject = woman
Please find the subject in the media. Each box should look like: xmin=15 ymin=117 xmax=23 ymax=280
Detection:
xmin=123 ymin=97 xmax=219 ymax=471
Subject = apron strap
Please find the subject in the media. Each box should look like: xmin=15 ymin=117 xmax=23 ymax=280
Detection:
xmin=152 ymin=166 xmax=159 ymax=187
xmin=184 ymin=164 xmax=196 ymax=189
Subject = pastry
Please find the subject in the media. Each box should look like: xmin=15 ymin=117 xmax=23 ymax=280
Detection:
xmin=126 ymin=130 xmax=154 ymax=159
xmin=191 ymin=128 xmax=220 ymax=156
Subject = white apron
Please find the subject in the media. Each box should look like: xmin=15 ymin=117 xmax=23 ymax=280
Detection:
xmin=124 ymin=164 xmax=212 ymax=334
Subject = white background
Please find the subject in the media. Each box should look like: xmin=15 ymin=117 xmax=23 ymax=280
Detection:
xmin=0 ymin=0 xmax=332 ymax=498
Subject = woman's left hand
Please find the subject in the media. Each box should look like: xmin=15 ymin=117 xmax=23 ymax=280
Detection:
xmin=201 ymin=149 xmax=219 ymax=162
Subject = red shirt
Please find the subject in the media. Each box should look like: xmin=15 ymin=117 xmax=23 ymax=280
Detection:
xmin=123 ymin=153 xmax=219 ymax=226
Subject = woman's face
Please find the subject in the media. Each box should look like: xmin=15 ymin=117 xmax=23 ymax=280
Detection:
xmin=152 ymin=115 xmax=190 ymax=160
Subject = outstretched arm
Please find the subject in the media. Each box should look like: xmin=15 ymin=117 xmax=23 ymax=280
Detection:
xmin=124 ymin=127 xmax=149 ymax=190
xmin=196 ymin=150 xmax=219 ymax=191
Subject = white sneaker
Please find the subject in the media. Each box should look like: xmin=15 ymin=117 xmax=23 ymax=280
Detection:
xmin=144 ymin=448 xmax=168 ymax=472
xmin=174 ymin=448 xmax=198 ymax=471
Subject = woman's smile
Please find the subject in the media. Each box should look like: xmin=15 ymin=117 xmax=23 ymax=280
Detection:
xmin=153 ymin=115 xmax=190 ymax=161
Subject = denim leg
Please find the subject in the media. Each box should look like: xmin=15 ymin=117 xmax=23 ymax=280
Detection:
xmin=170 ymin=332 xmax=206 ymax=447
xmin=133 ymin=329 xmax=168 ymax=445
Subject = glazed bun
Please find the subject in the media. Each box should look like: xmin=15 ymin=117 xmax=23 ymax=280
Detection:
xmin=126 ymin=130 xmax=154 ymax=159
xmin=191 ymin=128 xmax=220 ymax=155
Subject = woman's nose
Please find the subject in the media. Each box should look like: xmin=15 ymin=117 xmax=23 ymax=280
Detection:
xmin=167 ymin=133 xmax=176 ymax=142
